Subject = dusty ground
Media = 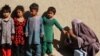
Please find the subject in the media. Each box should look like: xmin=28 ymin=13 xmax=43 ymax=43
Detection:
xmin=0 ymin=0 xmax=100 ymax=56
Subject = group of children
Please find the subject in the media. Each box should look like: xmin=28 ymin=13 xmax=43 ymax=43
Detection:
xmin=0 ymin=3 xmax=66 ymax=56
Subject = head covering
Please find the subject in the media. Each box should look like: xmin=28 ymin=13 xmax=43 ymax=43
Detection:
xmin=72 ymin=19 xmax=99 ymax=46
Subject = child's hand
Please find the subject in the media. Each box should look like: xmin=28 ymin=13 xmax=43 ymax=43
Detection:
xmin=11 ymin=35 xmax=14 ymax=40
xmin=62 ymin=30 xmax=67 ymax=34
xmin=69 ymin=29 xmax=76 ymax=38
xmin=25 ymin=32 xmax=29 ymax=37
xmin=40 ymin=33 xmax=44 ymax=38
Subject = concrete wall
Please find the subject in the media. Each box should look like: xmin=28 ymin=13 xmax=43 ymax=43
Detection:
xmin=0 ymin=0 xmax=100 ymax=56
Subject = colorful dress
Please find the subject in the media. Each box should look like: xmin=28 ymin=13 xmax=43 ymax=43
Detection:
xmin=13 ymin=18 xmax=26 ymax=46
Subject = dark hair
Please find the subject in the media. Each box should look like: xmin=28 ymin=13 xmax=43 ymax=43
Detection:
xmin=29 ymin=3 xmax=39 ymax=11
xmin=1 ymin=5 xmax=11 ymax=13
xmin=15 ymin=5 xmax=24 ymax=12
xmin=11 ymin=5 xmax=24 ymax=18
xmin=47 ymin=7 xmax=56 ymax=14
xmin=64 ymin=26 xmax=70 ymax=31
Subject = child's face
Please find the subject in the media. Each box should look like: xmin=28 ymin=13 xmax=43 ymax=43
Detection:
xmin=30 ymin=9 xmax=38 ymax=16
xmin=47 ymin=11 xmax=55 ymax=18
xmin=17 ymin=10 xmax=24 ymax=17
xmin=3 ymin=12 xmax=10 ymax=18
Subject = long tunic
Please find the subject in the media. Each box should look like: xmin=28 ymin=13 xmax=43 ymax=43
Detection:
xmin=43 ymin=17 xmax=63 ymax=42
xmin=72 ymin=19 xmax=100 ymax=56
xmin=0 ymin=18 xmax=15 ymax=45
xmin=13 ymin=18 xmax=26 ymax=46
xmin=25 ymin=16 xmax=44 ymax=45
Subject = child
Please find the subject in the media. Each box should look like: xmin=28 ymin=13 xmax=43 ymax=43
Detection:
xmin=0 ymin=5 xmax=15 ymax=56
xmin=25 ymin=3 xmax=44 ymax=56
xmin=42 ymin=7 xmax=65 ymax=56
xmin=12 ymin=5 xmax=26 ymax=56
xmin=63 ymin=26 xmax=78 ymax=49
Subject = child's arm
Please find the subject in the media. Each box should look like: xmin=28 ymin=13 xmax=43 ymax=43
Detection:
xmin=11 ymin=19 xmax=15 ymax=40
xmin=11 ymin=19 xmax=15 ymax=35
xmin=54 ymin=19 xmax=63 ymax=31
xmin=25 ymin=20 xmax=29 ymax=37
xmin=40 ymin=18 xmax=44 ymax=38
xmin=69 ymin=29 xmax=77 ymax=38
xmin=54 ymin=19 xmax=67 ymax=34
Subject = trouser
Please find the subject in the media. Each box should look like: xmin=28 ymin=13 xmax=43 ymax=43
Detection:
xmin=42 ymin=42 xmax=53 ymax=56
xmin=1 ymin=44 xmax=11 ymax=56
xmin=26 ymin=44 xmax=41 ymax=56
xmin=12 ymin=44 xmax=25 ymax=56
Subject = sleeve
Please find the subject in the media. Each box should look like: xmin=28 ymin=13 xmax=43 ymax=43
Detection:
xmin=40 ymin=18 xmax=44 ymax=37
xmin=54 ymin=19 xmax=63 ymax=31
xmin=25 ymin=19 xmax=29 ymax=37
xmin=11 ymin=19 xmax=15 ymax=35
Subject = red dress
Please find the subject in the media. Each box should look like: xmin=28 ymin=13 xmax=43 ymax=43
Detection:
xmin=13 ymin=18 xmax=26 ymax=46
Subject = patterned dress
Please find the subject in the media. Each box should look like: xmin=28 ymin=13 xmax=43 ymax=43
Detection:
xmin=13 ymin=18 xmax=26 ymax=46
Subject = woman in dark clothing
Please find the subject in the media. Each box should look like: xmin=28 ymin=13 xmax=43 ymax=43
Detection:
xmin=64 ymin=19 xmax=100 ymax=56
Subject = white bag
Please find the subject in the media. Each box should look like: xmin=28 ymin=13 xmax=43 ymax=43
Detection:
xmin=74 ymin=49 xmax=87 ymax=56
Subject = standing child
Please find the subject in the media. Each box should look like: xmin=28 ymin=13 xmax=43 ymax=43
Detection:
xmin=12 ymin=5 xmax=26 ymax=56
xmin=0 ymin=5 xmax=15 ymax=56
xmin=25 ymin=3 xmax=44 ymax=56
xmin=42 ymin=7 xmax=65 ymax=56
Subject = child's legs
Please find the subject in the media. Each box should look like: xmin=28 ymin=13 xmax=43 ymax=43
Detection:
xmin=47 ymin=42 xmax=53 ymax=54
xmin=42 ymin=42 xmax=47 ymax=56
xmin=2 ymin=44 xmax=11 ymax=56
xmin=6 ymin=44 xmax=11 ymax=56
xmin=6 ymin=49 xmax=11 ymax=56
xmin=12 ymin=45 xmax=19 ymax=56
xmin=12 ymin=45 xmax=25 ymax=56
xmin=2 ymin=44 xmax=6 ymax=56
xmin=35 ymin=44 xmax=41 ymax=56
xmin=19 ymin=45 xmax=25 ymax=56
xmin=26 ymin=45 xmax=33 ymax=56
xmin=2 ymin=48 xmax=6 ymax=56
